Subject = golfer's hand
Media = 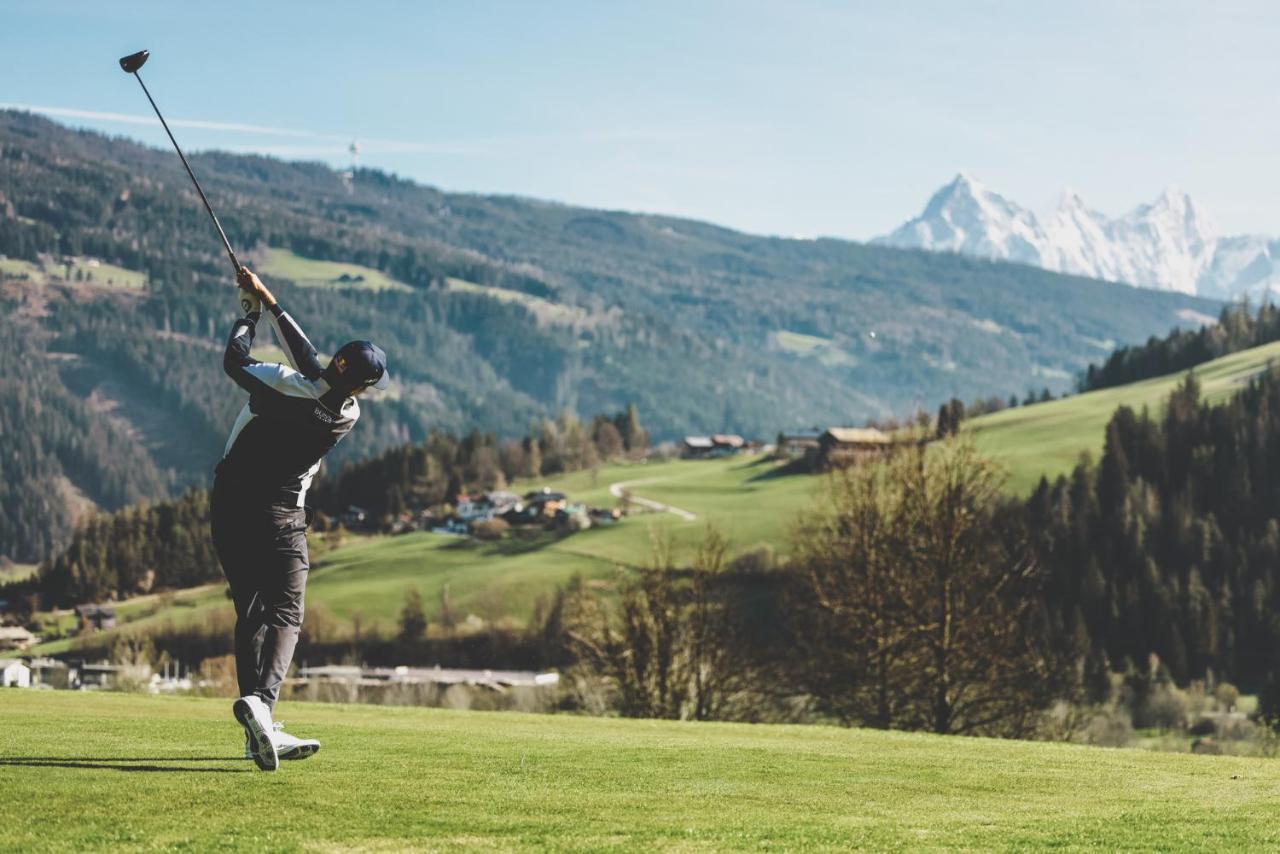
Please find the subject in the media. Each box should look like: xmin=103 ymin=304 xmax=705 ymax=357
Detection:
xmin=237 ymin=267 xmax=276 ymax=307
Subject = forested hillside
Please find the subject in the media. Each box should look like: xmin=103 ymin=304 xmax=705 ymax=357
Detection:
xmin=0 ymin=315 xmax=169 ymax=561
xmin=1080 ymin=301 xmax=1280 ymax=391
xmin=0 ymin=110 xmax=1216 ymax=561
xmin=1034 ymin=368 xmax=1280 ymax=690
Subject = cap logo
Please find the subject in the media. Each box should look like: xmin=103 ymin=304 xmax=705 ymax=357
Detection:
xmin=334 ymin=355 xmax=347 ymax=374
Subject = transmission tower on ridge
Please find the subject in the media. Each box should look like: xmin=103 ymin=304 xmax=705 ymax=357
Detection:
xmin=341 ymin=139 xmax=360 ymax=193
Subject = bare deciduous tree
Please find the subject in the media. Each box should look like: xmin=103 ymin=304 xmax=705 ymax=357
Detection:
xmin=790 ymin=460 xmax=916 ymax=727
xmin=791 ymin=437 xmax=1059 ymax=736
xmin=567 ymin=528 xmax=745 ymax=720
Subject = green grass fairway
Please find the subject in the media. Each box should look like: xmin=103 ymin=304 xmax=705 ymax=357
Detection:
xmin=2 ymin=692 xmax=1278 ymax=850
xmin=969 ymin=340 xmax=1280 ymax=493
xmin=258 ymin=248 xmax=412 ymax=292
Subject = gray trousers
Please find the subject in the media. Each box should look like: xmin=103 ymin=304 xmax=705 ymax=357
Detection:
xmin=210 ymin=478 xmax=309 ymax=709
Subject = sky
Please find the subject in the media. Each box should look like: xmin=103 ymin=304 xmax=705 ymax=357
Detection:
xmin=4 ymin=1 xmax=1280 ymax=240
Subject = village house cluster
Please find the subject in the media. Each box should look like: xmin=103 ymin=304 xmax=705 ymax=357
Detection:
xmin=431 ymin=488 xmax=622 ymax=537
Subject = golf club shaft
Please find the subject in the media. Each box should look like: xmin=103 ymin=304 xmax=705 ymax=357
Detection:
xmin=130 ymin=71 xmax=241 ymax=274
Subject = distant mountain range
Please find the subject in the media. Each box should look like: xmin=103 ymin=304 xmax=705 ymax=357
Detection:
xmin=875 ymin=173 xmax=1280 ymax=299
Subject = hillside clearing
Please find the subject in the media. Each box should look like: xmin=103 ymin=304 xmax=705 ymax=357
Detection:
xmin=444 ymin=277 xmax=606 ymax=329
xmin=0 ymin=562 xmax=37 ymax=584
xmin=770 ymin=330 xmax=857 ymax=368
xmin=256 ymin=248 xmax=412 ymax=292
xmin=1 ymin=692 xmax=1277 ymax=850
xmin=0 ymin=255 xmax=146 ymax=289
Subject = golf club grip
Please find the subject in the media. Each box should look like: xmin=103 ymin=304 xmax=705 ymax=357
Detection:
xmin=131 ymin=73 xmax=242 ymax=275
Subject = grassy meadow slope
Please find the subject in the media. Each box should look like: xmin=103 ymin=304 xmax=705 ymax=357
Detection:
xmin=2 ymin=691 xmax=1277 ymax=851
xmin=306 ymin=455 xmax=814 ymax=624
xmin=968 ymin=339 xmax=1280 ymax=493
xmin=25 ymin=455 xmax=817 ymax=653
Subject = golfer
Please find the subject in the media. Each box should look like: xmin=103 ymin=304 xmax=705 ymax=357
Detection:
xmin=212 ymin=267 xmax=388 ymax=771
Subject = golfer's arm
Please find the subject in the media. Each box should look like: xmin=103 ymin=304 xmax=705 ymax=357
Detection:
xmin=223 ymin=311 xmax=266 ymax=394
xmin=264 ymin=302 xmax=325 ymax=380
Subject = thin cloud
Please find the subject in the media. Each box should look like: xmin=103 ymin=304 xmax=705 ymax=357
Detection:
xmin=0 ymin=103 xmax=340 ymax=140
xmin=0 ymin=102 xmax=489 ymax=156
xmin=0 ymin=102 xmax=714 ymax=160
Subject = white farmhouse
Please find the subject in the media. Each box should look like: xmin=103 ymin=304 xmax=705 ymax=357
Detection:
xmin=1 ymin=659 xmax=30 ymax=688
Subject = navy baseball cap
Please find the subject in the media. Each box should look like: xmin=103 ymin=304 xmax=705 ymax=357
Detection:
xmin=330 ymin=340 xmax=390 ymax=391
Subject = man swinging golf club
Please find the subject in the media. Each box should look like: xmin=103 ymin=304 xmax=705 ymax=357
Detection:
xmin=116 ymin=49 xmax=389 ymax=769
xmin=212 ymin=267 xmax=388 ymax=771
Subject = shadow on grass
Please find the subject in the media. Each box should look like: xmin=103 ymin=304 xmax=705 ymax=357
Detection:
xmin=0 ymin=757 xmax=247 ymax=773
xmin=733 ymin=455 xmax=780 ymax=472
xmin=745 ymin=457 xmax=812 ymax=483
xmin=439 ymin=530 xmax=567 ymax=557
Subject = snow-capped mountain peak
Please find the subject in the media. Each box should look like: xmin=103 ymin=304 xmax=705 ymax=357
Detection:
xmin=921 ymin=173 xmax=989 ymax=219
xmin=875 ymin=176 xmax=1267 ymax=298
xmin=892 ymin=173 xmax=1045 ymax=268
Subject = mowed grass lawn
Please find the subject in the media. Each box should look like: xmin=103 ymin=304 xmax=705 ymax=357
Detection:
xmin=969 ymin=339 xmax=1280 ymax=493
xmin=2 ymin=692 xmax=1278 ymax=851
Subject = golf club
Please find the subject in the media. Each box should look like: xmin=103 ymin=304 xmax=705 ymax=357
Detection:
xmin=118 ymin=49 xmax=242 ymax=276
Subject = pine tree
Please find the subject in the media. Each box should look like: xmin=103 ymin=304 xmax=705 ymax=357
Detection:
xmin=398 ymin=587 xmax=427 ymax=645
xmin=522 ymin=435 xmax=542 ymax=479
xmin=617 ymin=403 xmax=648 ymax=454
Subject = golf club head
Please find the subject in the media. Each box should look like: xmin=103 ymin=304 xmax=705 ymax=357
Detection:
xmin=118 ymin=50 xmax=150 ymax=74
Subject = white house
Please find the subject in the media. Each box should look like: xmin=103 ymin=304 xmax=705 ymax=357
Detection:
xmin=1 ymin=659 xmax=30 ymax=688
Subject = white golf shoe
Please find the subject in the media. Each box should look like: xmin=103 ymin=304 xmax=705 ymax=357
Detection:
xmin=232 ymin=695 xmax=279 ymax=772
xmin=244 ymin=722 xmax=321 ymax=762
